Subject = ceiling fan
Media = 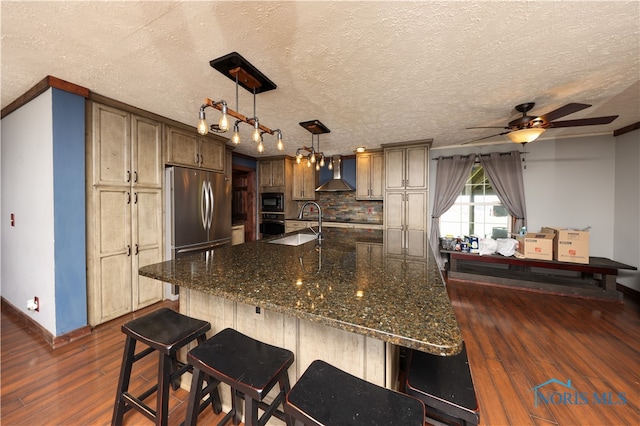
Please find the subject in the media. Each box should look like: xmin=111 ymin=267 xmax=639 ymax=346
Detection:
xmin=464 ymin=102 xmax=619 ymax=144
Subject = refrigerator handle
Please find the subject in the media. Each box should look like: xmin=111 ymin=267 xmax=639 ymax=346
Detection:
xmin=201 ymin=180 xmax=208 ymax=230
xmin=208 ymin=181 xmax=214 ymax=230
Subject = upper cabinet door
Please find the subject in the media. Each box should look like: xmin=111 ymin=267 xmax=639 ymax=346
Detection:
xmin=92 ymin=103 xmax=130 ymax=186
xmin=405 ymin=146 xmax=428 ymax=190
xmin=271 ymin=160 xmax=285 ymax=187
xmin=132 ymin=115 xmax=162 ymax=188
xmin=199 ymin=137 xmax=225 ymax=172
xmin=259 ymin=160 xmax=274 ymax=187
xmin=356 ymin=154 xmax=371 ymax=199
xmin=385 ymin=148 xmax=405 ymax=190
xmin=166 ymin=126 xmax=199 ymax=167
xmin=370 ymin=152 xmax=385 ymax=199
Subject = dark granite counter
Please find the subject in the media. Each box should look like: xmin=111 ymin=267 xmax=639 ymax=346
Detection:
xmin=139 ymin=227 xmax=462 ymax=356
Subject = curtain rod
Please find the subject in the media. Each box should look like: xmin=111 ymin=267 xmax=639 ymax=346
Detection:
xmin=431 ymin=151 xmax=519 ymax=161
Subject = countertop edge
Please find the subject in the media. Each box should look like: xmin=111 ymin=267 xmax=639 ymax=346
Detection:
xmin=139 ymin=269 xmax=462 ymax=356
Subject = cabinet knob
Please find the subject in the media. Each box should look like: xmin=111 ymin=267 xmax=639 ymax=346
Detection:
xmin=126 ymin=170 xmax=131 ymax=183
xmin=127 ymin=245 xmax=131 ymax=256
xmin=133 ymin=171 xmax=138 ymax=183
xmin=126 ymin=192 xmax=131 ymax=204
xmin=135 ymin=244 xmax=139 ymax=255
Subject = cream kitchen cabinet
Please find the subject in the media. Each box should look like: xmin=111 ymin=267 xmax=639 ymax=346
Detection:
xmin=384 ymin=144 xmax=428 ymax=191
xmin=86 ymin=102 xmax=164 ymax=326
xmin=90 ymin=103 xmax=163 ymax=188
xmin=165 ymin=125 xmax=225 ymax=172
xmin=356 ymin=150 xmax=384 ymax=200
xmin=383 ymin=190 xmax=428 ymax=258
xmin=383 ymin=140 xmax=430 ymax=257
xmin=292 ymin=162 xmax=317 ymax=200
xmin=259 ymin=158 xmax=287 ymax=190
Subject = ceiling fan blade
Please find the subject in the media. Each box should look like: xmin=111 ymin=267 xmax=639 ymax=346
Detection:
xmin=461 ymin=131 xmax=511 ymax=145
xmin=466 ymin=126 xmax=509 ymax=129
xmin=537 ymin=103 xmax=591 ymax=124
xmin=548 ymin=115 xmax=618 ymax=128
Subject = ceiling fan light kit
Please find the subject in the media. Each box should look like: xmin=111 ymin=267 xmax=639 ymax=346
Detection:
xmin=197 ymin=52 xmax=284 ymax=153
xmin=506 ymin=127 xmax=545 ymax=144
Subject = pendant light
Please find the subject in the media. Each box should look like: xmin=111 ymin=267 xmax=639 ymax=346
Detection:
xmin=198 ymin=52 xmax=284 ymax=153
xmin=295 ymin=120 xmax=330 ymax=169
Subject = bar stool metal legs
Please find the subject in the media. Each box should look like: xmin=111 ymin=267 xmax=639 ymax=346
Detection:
xmin=112 ymin=308 xmax=221 ymax=426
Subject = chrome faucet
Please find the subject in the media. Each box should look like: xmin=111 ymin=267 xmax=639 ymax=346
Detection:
xmin=298 ymin=201 xmax=323 ymax=241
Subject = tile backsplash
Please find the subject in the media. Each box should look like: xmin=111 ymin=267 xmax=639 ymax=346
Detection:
xmin=297 ymin=192 xmax=383 ymax=223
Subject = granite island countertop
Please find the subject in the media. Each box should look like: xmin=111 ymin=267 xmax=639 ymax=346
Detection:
xmin=139 ymin=227 xmax=462 ymax=356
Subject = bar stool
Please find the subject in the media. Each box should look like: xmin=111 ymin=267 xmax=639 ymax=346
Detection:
xmin=285 ymin=360 xmax=425 ymax=425
xmin=112 ymin=308 xmax=221 ymax=426
xmin=184 ymin=327 xmax=294 ymax=426
xmin=404 ymin=342 xmax=480 ymax=426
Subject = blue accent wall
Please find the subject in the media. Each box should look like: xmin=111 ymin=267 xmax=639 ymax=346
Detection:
xmin=232 ymin=155 xmax=257 ymax=169
xmin=52 ymin=89 xmax=87 ymax=334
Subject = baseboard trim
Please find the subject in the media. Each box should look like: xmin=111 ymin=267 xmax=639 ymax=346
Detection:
xmin=1 ymin=297 xmax=91 ymax=349
xmin=617 ymin=283 xmax=640 ymax=304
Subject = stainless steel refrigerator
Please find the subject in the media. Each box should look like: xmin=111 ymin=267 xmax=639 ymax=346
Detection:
xmin=165 ymin=166 xmax=231 ymax=296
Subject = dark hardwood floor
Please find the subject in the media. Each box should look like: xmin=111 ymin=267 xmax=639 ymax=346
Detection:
xmin=2 ymin=282 xmax=638 ymax=425
xmin=446 ymin=279 xmax=639 ymax=426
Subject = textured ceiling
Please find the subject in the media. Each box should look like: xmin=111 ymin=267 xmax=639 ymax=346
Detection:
xmin=2 ymin=1 xmax=639 ymax=158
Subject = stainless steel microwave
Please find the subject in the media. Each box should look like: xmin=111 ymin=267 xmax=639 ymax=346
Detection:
xmin=261 ymin=192 xmax=284 ymax=212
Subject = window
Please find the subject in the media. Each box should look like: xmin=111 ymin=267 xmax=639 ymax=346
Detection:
xmin=439 ymin=164 xmax=510 ymax=239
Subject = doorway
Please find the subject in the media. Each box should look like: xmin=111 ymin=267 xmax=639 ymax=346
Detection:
xmin=232 ymin=165 xmax=256 ymax=242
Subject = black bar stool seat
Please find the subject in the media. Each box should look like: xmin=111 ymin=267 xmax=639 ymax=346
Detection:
xmin=404 ymin=342 xmax=480 ymax=426
xmin=285 ymin=359 xmax=425 ymax=426
xmin=185 ymin=327 xmax=294 ymax=426
xmin=112 ymin=308 xmax=221 ymax=426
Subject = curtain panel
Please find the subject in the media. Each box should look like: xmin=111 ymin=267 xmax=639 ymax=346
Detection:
xmin=479 ymin=151 xmax=527 ymax=233
xmin=430 ymin=155 xmax=475 ymax=269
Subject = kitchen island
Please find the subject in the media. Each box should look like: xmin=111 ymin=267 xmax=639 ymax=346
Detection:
xmin=139 ymin=227 xmax=461 ymax=399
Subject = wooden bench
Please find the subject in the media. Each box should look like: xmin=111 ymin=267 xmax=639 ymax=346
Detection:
xmin=442 ymin=250 xmax=636 ymax=301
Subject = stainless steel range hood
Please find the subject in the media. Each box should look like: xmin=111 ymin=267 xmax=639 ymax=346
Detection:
xmin=316 ymin=156 xmax=354 ymax=192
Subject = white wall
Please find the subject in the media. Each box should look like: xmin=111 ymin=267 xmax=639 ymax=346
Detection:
xmin=430 ymin=133 xmax=621 ymax=259
xmin=614 ymin=129 xmax=640 ymax=291
xmin=1 ymin=90 xmax=57 ymax=335
xmin=523 ymin=135 xmax=615 ymax=257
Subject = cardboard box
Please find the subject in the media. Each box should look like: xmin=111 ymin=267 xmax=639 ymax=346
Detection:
xmin=541 ymin=227 xmax=590 ymax=264
xmin=516 ymin=232 xmax=554 ymax=260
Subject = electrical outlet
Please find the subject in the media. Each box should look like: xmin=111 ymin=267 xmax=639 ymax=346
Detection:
xmin=27 ymin=297 xmax=39 ymax=312
xmin=254 ymin=306 xmax=265 ymax=321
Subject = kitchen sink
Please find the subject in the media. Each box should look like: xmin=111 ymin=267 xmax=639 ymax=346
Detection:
xmin=268 ymin=233 xmax=317 ymax=246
